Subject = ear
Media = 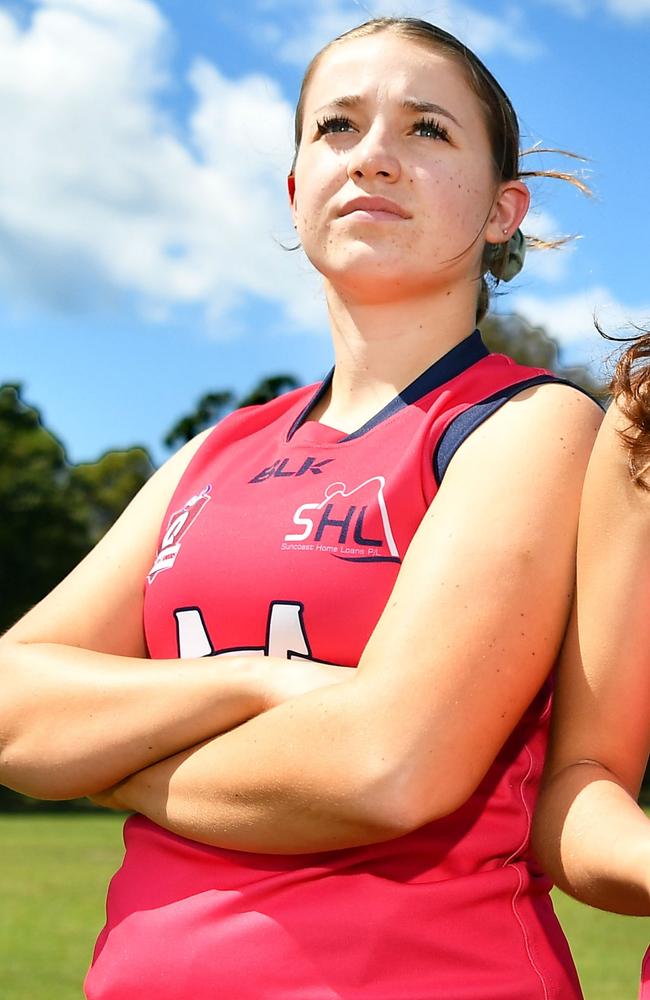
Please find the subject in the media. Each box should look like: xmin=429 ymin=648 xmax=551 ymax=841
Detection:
xmin=485 ymin=180 xmax=530 ymax=246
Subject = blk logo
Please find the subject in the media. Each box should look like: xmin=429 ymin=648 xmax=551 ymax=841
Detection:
xmin=250 ymin=456 xmax=334 ymax=483
xmin=283 ymin=477 xmax=400 ymax=564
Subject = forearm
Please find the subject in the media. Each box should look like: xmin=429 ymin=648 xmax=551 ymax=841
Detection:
xmin=99 ymin=387 xmax=597 ymax=851
xmin=0 ymin=641 xmax=264 ymax=799
xmin=104 ymin=677 xmax=409 ymax=853
xmin=534 ymin=761 xmax=650 ymax=915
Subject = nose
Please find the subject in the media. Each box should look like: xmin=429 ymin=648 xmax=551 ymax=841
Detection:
xmin=346 ymin=124 xmax=401 ymax=183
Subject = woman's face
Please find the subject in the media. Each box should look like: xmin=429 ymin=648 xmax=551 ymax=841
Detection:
xmin=291 ymin=32 xmax=526 ymax=303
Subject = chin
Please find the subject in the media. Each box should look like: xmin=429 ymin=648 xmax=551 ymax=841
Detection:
xmin=328 ymin=272 xmax=423 ymax=306
xmin=316 ymin=250 xmax=417 ymax=297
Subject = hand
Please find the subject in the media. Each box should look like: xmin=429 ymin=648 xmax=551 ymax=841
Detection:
xmin=88 ymin=782 xmax=130 ymax=811
xmin=260 ymin=659 xmax=353 ymax=710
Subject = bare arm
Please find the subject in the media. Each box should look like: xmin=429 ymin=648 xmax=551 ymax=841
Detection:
xmin=98 ymin=386 xmax=602 ymax=853
xmin=533 ymin=401 xmax=650 ymax=915
xmin=0 ymin=432 xmax=347 ymax=799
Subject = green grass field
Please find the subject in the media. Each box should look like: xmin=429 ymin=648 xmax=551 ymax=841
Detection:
xmin=0 ymin=813 xmax=648 ymax=999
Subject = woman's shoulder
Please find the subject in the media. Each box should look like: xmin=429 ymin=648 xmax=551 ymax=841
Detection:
xmin=433 ymin=352 xmax=602 ymax=485
xmin=478 ymin=348 xmax=604 ymax=431
xmin=581 ymin=395 xmax=650 ymax=527
xmin=454 ymin=345 xmax=603 ymax=431
xmin=437 ymin=373 xmax=602 ymax=503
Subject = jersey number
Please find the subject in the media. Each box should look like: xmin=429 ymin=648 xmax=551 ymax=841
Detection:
xmin=174 ymin=601 xmax=314 ymax=660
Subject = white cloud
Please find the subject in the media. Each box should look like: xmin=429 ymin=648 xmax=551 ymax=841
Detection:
xmin=261 ymin=0 xmax=541 ymax=66
xmin=0 ymin=0 xmax=327 ymax=332
xmin=511 ymin=286 xmax=650 ymax=346
xmin=537 ymin=0 xmax=650 ymax=18
xmin=407 ymin=0 xmax=540 ymax=59
xmin=264 ymin=0 xmax=359 ymax=66
xmin=520 ymin=208 xmax=576 ymax=284
xmin=606 ymin=0 xmax=650 ymax=18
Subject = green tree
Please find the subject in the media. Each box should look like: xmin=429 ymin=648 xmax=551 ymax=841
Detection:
xmin=163 ymin=391 xmax=235 ymax=450
xmin=0 ymin=384 xmax=154 ymax=810
xmin=480 ymin=313 xmax=605 ymax=399
xmin=237 ymin=375 xmax=300 ymax=408
xmin=0 ymin=384 xmax=154 ymax=636
xmin=0 ymin=384 xmax=90 ymax=634
xmin=164 ymin=375 xmax=299 ymax=448
xmin=71 ymin=448 xmax=154 ymax=544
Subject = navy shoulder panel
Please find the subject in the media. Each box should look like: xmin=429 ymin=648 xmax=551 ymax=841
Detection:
xmin=433 ymin=375 xmax=596 ymax=486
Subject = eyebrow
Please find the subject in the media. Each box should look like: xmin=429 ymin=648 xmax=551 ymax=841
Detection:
xmin=312 ymin=95 xmax=462 ymax=128
xmin=403 ymin=98 xmax=462 ymax=128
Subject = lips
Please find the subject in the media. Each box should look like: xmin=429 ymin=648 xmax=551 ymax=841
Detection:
xmin=339 ymin=196 xmax=411 ymax=220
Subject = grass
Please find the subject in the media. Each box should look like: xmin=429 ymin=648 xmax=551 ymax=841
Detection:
xmin=552 ymin=890 xmax=648 ymax=999
xmin=0 ymin=813 xmax=648 ymax=999
xmin=0 ymin=814 xmax=125 ymax=1000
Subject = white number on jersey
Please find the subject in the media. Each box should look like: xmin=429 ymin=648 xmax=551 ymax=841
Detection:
xmin=174 ymin=601 xmax=313 ymax=661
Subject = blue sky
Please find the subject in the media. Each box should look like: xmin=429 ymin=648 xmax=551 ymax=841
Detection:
xmin=1 ymin=0 xmax=649 ymax=465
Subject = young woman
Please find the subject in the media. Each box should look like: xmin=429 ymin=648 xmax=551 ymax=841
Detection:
xmin=533 ymin=340 xmax=650 ymax=996
xmin=0 ymin=18 xmax=602 ymax=999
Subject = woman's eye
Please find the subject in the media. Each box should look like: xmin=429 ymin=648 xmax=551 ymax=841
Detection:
xmin=413 ymin=117 xmax=450 ymax=142
xmin=316 ymin=115 xmax=354 ymax=136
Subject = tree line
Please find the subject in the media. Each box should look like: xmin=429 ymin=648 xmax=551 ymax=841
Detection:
xmin=0 ymin=316 xmax=606 ymax=809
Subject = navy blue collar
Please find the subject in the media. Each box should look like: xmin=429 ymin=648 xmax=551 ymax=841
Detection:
xmin=287 ymin=329 xmax=489 ymax=443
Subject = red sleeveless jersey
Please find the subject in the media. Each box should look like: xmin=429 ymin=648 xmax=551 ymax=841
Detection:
xmin=86 ymin=331 xmax=583 ymax=999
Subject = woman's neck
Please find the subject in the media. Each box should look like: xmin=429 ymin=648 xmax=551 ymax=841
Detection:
xmin=312 ymin=280 xmax=478 ymax=432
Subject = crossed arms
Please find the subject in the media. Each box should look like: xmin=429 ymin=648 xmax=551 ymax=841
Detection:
xmin=0 ymin=386 xmax=601 ymax=854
